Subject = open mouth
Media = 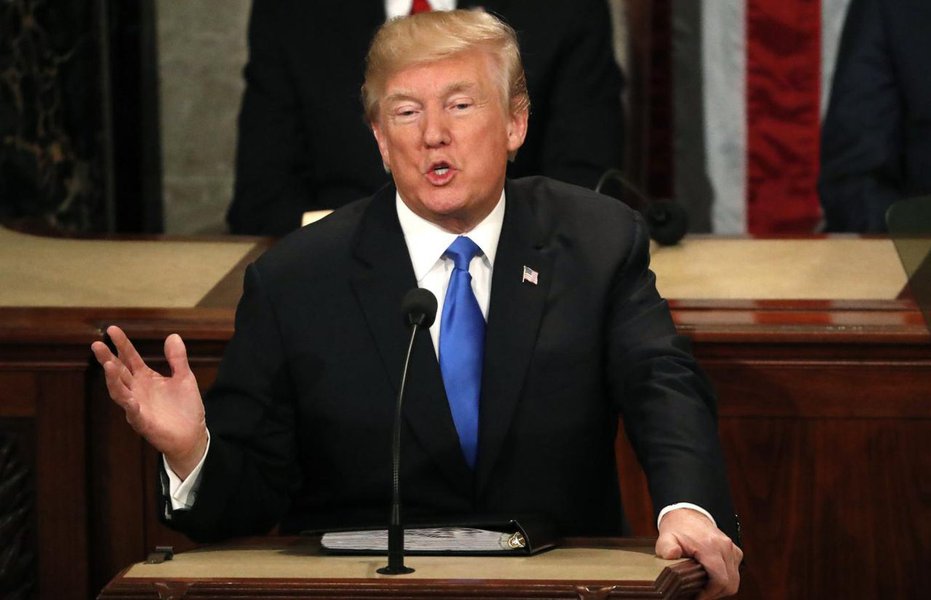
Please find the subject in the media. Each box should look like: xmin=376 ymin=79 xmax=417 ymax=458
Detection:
xmin=425 ymin=161 xmax=455 ymax=184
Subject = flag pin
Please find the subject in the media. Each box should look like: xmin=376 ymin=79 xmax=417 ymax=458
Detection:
xmin=522 ymin=265 xmax=539 ymax=285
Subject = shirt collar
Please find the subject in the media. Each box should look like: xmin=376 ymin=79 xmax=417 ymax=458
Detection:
xmin=396 ymin=189 xmax=505 ymax=283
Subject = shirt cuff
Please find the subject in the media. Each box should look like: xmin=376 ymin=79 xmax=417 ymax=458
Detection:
xmin=657 ymin=502 xmax=717 ymax=530
xmin=162 ymin=430 xmax=210 ymax=511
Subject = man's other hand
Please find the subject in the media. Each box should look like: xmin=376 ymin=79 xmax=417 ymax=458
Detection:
xmin=91 ymin=325 xmax=208 ymax=479
xmin=655 ymin=507 xmax=743 ymax=599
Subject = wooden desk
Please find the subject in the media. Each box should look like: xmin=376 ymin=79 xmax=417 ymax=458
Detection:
xmin=1 ymin=229 xmax=929 ymax=599
xmin=97 ymin=537 xmax=704 ymax=599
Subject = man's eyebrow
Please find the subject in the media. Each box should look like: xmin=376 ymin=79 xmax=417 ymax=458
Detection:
xmin=441 ymin=81 xmax=477 ymax=96
xmin=383 ymin=81 xmax=478 ymax=105
xmin=384 ymin=92 xmax=420 ymax=105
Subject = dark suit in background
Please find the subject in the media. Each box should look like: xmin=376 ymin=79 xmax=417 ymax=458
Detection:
xmin=167 ymin=177 xmax=738 ymax=544
xmin=819 ymin=0 xmax=931 ymax=232
xmin=227 ymin=0 xmax=625 ymax=235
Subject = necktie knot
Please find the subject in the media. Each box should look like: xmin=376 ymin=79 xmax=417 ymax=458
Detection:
xmin=445 ymin=236 xmax=482 ymax=273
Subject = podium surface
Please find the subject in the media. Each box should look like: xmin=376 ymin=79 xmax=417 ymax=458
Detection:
xmin=0 ymin=227 xmax=910 ymax=307
xmin=98 ymin=538 xmax=703 ymax=599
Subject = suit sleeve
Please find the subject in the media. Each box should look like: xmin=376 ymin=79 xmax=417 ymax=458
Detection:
xmin=819 ymin=0 xmax=903 ymax=233
xmin=227 ymin=0 xmax=315 ymax=235
xmin=535 ymin=0 xmax=625 ymax=189
xmin=606 ymin=213 xmax=739 ymax=543
xmin=159 ymin=262 xmax=301 ymax=542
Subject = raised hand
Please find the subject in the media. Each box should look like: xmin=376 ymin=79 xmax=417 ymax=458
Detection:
xmin=91 ymin=325 xmax=208 ymax=480
xmin=655 ymin=508 xmax=743 ymax=599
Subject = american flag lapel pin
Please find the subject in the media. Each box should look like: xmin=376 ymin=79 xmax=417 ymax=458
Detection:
xmin=522 ymin=265 xmax=539 ymax=285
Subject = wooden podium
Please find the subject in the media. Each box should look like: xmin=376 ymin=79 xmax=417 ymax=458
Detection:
xmin=97 ymin=538 xmax=704 ymax=599
xmin=2 ymin=227 xmax=930 ymax=599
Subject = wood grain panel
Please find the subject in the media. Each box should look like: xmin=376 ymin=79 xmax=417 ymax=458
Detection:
xmin=706 ymin=361 xmax=931 ymax=418
xmin=0 ymin=371 xmax=38 ymax=417
xmin=806 ymin=421 xmax=931 ymax=598
xmin=0 ymin=428 xmax=37 ymax=598
xmin=34 ymin=369 xmax=88 ymax=598
xmin=88 ymin=366 xmax=147 ymax=593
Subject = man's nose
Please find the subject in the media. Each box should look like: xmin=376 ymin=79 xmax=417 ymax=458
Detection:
xmin=422 ymin=108 xmax=451 ymax=147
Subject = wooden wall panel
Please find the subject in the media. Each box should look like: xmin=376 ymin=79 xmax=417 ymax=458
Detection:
xmin=614 ymin=339 xmax=931 ymax=600
xmin=34 ymin=370 xmax=88 ymax=599
xmin=88 ymin=367 xmax=147 ymax=593
xmin=0 ymin=424 xmax=37 ymax=598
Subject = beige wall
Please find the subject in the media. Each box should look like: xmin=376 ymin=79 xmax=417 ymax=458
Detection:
xmin=157 ymin=0 xmax=249 ymax=234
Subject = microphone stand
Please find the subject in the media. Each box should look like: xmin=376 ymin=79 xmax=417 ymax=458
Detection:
xmin=377 ymin=316 xmax=423 ymax=574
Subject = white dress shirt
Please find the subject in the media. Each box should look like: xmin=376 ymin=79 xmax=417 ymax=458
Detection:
xmin=385 ymin=0 xmax=456 ymax=20
xmin=396 ymin=190 xmax=503 ymax=353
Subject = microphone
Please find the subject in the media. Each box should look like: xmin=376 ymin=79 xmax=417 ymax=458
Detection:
xmin=401 ymin=288 xmax=438 ymax=329
xmin=377 ymin=288 xmax=437 ymax=575
xmin=595 ymin=169 xmax=689 ymax=246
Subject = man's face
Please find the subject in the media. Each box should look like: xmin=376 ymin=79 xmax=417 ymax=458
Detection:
xmin=371 ymin=50 xmax=528 ymax=233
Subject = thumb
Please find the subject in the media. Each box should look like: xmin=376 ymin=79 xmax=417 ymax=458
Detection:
xmin=164 ymin=334 xmax=192 ymax=378
xmin=655 ymin=533 xmax=684 ymax=560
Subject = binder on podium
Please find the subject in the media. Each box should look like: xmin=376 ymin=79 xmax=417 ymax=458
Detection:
xmin=887 ymin=195 xmax=931 ymax=332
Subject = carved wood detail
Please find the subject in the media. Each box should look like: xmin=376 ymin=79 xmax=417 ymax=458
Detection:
xmin=0 ymin=432 xmax=36 ymax=599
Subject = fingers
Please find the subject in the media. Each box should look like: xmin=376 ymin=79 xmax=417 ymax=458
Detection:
xmin=657 ymin=533 xmax=731 ymax=599
xmin=164 ymin=333 xmax=192 ymax=378
xmin=655 ymin=533 xmax=684 ymax=559
xmin=92 ymin=327 xmax=148 ymax=416
xmin=724 ymin=544 xmax=743 ymax=596
xmin=657 ymin=509 xmax=742 ymax=598
xmin=90 ymin=339 xmax=116 ymax=367
xmin=92 ymin=328 xmax=139 ymax=402
xmin=695 ymin=543 xmax=742 ymax=600
xmin=101 ymin=359 xmax=134 ymax=407
xmin=92 ymin=340 xmax=128 ymax=397
xmin=694 ymin=552 xmax=729 ymax=600
xmin=105 ymin=325 xmax=148 ymax=374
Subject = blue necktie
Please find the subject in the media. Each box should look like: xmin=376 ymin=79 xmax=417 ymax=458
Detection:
xmin=439 ymin=236 xmax=485 ymax=469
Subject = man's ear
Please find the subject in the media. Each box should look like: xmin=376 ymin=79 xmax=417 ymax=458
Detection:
xmin=371 ymin=122 xmax=392 ymax=172
xmin=506 ymin=107 xmax=529 ymax=154
xmin=506 ymin=107 xmax=529 ymax=160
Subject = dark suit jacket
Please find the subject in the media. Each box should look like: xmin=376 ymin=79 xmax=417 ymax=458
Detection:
xmin=165 ymin=177 xmax=737 ymax=544
xmin=819 ymin=0 xmax=931 ymax=232
xmin=227 ymin=0 xmax=625 ymax=235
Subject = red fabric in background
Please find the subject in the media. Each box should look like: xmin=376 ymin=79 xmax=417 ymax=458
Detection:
xmin=410 ymin=0 xmax=432 ymax=15
xmin=745 ymin=0 xmax=823 ymax=233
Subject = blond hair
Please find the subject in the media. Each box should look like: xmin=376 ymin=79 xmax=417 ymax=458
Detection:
xmin=362 ymin=9 xmax=530 ymax=124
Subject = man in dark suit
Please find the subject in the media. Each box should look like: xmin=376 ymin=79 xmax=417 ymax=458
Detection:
xmin=93 ymin=10 xmax=741 ymax=598
xmin=819 ymin=0 xmax=931 ymax=232
xmin=227 ymin=0 xmax=625 ymax=235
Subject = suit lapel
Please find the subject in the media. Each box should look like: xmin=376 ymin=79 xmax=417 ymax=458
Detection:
xmin=350 ymin=187 xmax=473 ymax=496
xmin=476 ymin=181 xmax=553 ymax=495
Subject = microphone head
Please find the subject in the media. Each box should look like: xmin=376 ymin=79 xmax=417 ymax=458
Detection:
xmin=644 ymin=199 xmax=689 ymax=246
xmin=401 ymin=288 xmax=438 ymax=328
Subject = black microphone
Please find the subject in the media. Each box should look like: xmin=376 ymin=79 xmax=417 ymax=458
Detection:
xmin=377 ymin=288 xmax=437 ymax=575
xmin=595 ymin=169 xmax=689 ymax=246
